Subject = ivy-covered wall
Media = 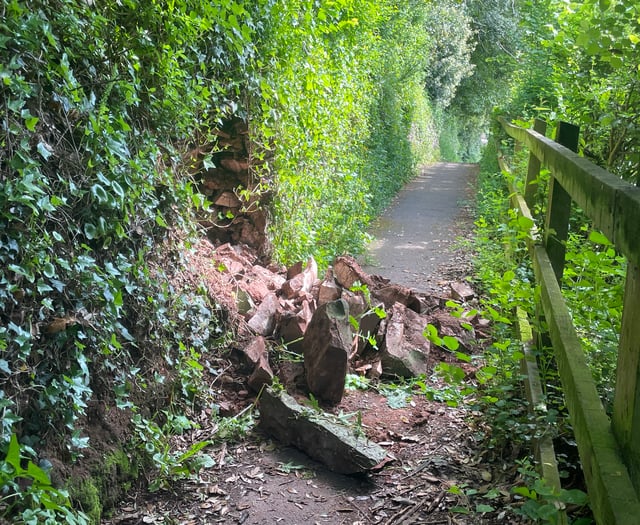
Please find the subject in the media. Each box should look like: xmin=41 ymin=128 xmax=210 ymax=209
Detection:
xmin=0 ymin=0 xmax=489 ymax=521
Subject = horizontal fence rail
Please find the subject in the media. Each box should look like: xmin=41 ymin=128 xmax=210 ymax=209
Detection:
xmin=498 ymin=117 xmax=640 ymax=268
xmin=498 ymin=117 xmax=640 ymax=525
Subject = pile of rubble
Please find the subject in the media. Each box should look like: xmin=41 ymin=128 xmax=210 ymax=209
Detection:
xmin=188 ymin=241 xmax=489 ymax=474
xmin=193 ymin=117 xmax=271 ymax=259
xmin=212 ymin=244 xmax=484 ymax=404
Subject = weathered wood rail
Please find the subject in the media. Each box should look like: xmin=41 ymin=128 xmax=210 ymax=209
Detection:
xmin=498 ymin=117 xmax=640 ymax=525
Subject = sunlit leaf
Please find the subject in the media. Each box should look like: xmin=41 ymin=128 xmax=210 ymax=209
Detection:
xmin=588 ymin=230 xmax=611 ymax=246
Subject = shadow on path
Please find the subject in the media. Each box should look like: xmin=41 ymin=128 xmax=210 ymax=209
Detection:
xmin=361 ymin=162 xmax=478 ymax=292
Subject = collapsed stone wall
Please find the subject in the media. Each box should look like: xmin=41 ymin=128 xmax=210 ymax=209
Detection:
xmin=194 ymin=117 xmax=271 ymax=260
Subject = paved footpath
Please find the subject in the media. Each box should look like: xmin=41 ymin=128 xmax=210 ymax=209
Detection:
xmin=361 ymin=162 xmax=477 ymax=293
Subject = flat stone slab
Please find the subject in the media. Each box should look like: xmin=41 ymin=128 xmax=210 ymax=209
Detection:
xmin=259 ymin=388 xmax=387 ymax=474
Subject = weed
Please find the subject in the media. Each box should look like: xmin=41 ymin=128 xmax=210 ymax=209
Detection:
xmin=345 ymin=374 xmax=371 ymax=391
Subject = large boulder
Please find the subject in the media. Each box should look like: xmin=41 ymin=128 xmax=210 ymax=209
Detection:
xmin=247 ymin=292 xmax=280 ymax=336
xmin=276 ymin=299 xmax=313 ymax=354
xmin=303 ymin=299 xmax=352 ymax=405
xmin=259 ymin=388 xmax=387 ymax=474
xmin=380 ymin=302 xmax=430 ymax=377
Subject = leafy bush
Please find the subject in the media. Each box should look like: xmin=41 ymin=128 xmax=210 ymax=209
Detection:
xmin=0 ymin=1 xmax=238 ymax=517
xmin=250 ymin=0 xmax=440 ymax=266
xmin=507 ymin=0 xmax=640 ymax=182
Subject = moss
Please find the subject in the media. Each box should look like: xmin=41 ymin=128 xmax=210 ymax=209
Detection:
xmin=104 ymin=449 xmax=137 ymax=480
xmin=68 ymin=478 xmax=102 ymax=524
xmin=67 ymin=447 xmax=140 ymax=524
xmin=99 ymin=448 xmax=140 ymax=517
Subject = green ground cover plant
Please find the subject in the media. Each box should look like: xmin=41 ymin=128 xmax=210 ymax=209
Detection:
xmin=466 ymin=121 xmax=628 ymax=522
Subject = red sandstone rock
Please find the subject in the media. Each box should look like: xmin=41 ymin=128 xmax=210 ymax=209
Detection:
xmin=247 ymin=292 xmax=280 ymax=336
xmin=303 ymin=299 xmax=352 ymax=405
xmin=333 ymin=256 xmax=373 ymax=289
xmin=380 ymin=303 xmax=430 ymax=377
xmin=450 ymin=281 xmax=475 ymax=302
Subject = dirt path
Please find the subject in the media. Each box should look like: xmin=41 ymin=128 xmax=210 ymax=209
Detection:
xmin=361 ymin=162 xmax=477 ymax=293
xmin=105 ymin=163 xmax=528 ymax=525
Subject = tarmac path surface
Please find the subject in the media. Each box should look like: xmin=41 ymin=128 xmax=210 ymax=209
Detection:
xmin=361 ymin=162 xmax=478 ymax=293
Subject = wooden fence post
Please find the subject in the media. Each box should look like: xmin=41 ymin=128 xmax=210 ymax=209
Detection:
xmin=613 ymin=172 xmax=640 ymax=495
xmin=543 ymin=122 xmax=579 ymax=284
xmin=613 ymin=265 xmax=640 ymax=495
xmin=524 ymin=119 xmax=547 ymax=208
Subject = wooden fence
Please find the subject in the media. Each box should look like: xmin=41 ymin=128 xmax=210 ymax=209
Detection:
xmin=497 ymin=117 xmax=640 ymax=525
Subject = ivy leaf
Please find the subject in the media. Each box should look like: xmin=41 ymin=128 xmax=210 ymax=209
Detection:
xmin=91 ymin=184 xmax=109 ymax=204
xmin=111 ymin=180 xmax=125 ymax=199
xmin=155 ymin=213 xmax=168 ymax=227
xmin=202 ymin=155 xmax=216 ymax=170
xmin=8 ymin=264 xmax=35 ymax=283
xmin=24 ymin=115 xmax=39 ymax=132
xmin=26 ymin=459 xmax=53 ymax=486
xmin=37 ymin=142 xmax=53 ymax=160
xmin=114 ymin=290 xmax=123 ymax=307
xmin=0 ymin=359 xmax=11 ymax=374
xmin=84 ymin=223 xmax=98 ymax=239
xmin=37 ymin=281 xmax=54 ymax=293
xmin=6 ymin=434 xmax=25 ymax=473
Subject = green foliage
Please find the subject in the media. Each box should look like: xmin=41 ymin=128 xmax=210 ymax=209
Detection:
xmin=0 ymin=0 xmax=244 ymax=518
xmin=436 ymin=110 xmax=463 ymax=162
xmin=423 ymin=1 xmax=475 ymax=109
xmin=511 ymin=459 xmax=591 ymax=524
xmin=131 ymin=414 xmax=216 ymax=493
xmin=471 ymin=131 xmax=617 ymax=523
xmin=549 ymin=0 xmax=640 ymax=181
xmin=467 ymin=135 xmax=569 ymax=460
xmin=447 ymin=457 xmax=590 ymax=523
xmin=251 ymin=0 xmax=376 ymax=266
xmin=348 ymin=282 xmax=386 ymax=349
xmin=377 ymin=374 xmax=474 ymax=409
xmin=430 ymin=0 xmax=523 ymax=161
xmin=491 ymin=122 xmax=625 ymax=412
xmin=562 ymin=226 xmax=625 ymax=410
xmin=345 ymin=373 xmax=371 ymax=391
xmin=250 ymin=0 xmax=441 ymax=266
xmin=0 ymin=434 xmax=89 ymax=523
xmin=131 ymin=405 xmax=255 ymax=493
xmin=508 ymin=0 xmax=640 ymax=182
xmin=423 ymin=323 xmax=461 ymax=352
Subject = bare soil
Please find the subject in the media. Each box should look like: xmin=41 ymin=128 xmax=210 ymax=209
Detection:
xmin=102 ymin=163 xmax=531 ymax=524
